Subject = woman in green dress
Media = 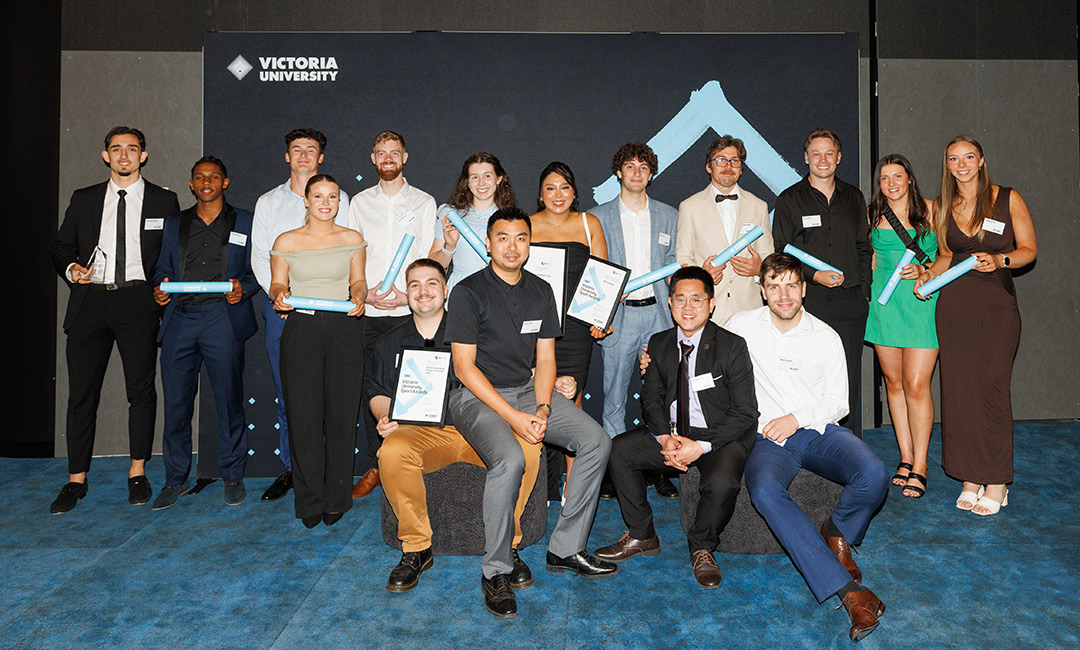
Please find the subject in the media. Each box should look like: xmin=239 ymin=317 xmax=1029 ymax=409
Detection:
xmin=864 ymin=154 xmax=937 ymax=498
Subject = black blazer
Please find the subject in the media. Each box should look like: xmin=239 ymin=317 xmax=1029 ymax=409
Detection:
xmin=641 ymin=320 xmax=759 ymax=447
xmin=51 ymin=179 xmax=180 ymax=331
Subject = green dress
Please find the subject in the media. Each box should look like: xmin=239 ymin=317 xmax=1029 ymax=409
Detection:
xmin=864 ymin=227 xmax=938 ymax=348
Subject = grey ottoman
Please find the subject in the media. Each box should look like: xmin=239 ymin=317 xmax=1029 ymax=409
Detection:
xmin=679 ymin=466 xmax=843 ymax=554
xmin=381 ymin=452 xmax=549 ymax=555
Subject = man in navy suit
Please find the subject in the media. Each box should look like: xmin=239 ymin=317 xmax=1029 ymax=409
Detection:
xmin=590 ymin=143 xmax=680 ymax=497
xmin=594 ymin=266 xmax=758 ymax=588
xmin=50 ymin=126 xmax=180 ymax=514
xmin=150 ymin=157 xmax=260 ymax=509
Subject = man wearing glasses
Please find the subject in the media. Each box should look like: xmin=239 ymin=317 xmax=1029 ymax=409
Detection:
xmin=676 ymin=136 xmax=774 ymax=326
xmin=594 ymin=266 xmax=758 ymax=589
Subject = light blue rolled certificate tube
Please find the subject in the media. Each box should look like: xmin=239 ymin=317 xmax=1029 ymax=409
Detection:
xmin=782 ymin=244 xmax=842 ymax=275
xmin=379 ymin=233 xmax=415 ymax=293
xmin=160 ymin=281 xmax=234 ymax=293
xmin=284 ymin=296 xmax=355 ymax=313
xmin=447 ymin=212 xmax=490 ymax=263
xmin=624 ymin=261 xmax=682 ymax=295
xmin=711 ymin=225 xmax=764 ymax=266
xmin=916 ymin=255 xmax=979 ymax=298
xmin=876 ymin=249 xmax=917 ymax=306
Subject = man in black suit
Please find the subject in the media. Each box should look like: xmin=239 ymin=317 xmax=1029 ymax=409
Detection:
xmin=594 ymin=266 xmax=758 ymax=588
xmin=50 ymin=126 xmax=180 ymax=514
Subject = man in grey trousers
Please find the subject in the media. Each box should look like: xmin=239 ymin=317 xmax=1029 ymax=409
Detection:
xmin=445 ymin=207 xmax=617 ymax=619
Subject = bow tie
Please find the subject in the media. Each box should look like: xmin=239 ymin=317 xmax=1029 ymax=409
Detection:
xmin=715 ymin=193 xmax=738 ymax=202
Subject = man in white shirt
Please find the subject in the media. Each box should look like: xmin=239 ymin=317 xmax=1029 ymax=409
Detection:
xmin=348 ymin=131 xmax=437 ymax=498
xmin=724 ymin=252 xmax=888 ymax=643
xmin=676 ymin=136 xmax=774 ymax=327
xmin=250 ymin=128 xmax=349 ymax=502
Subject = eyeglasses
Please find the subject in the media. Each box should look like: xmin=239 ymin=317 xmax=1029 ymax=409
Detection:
xmin=710 ymin=157 xmax=742 ymax=168
xmin=671 ymin=296 xmax=708 ymax=308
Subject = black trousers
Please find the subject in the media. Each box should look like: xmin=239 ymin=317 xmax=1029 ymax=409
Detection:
xmin=804 ymin=285 xmax=867 ymax=437
xmin=359 ymin=314 xmax=409 ymax=470
xmin=609 ymin=426 xmax=756 ymax=553
xmin=280 ymin=310 xmax=365 ymax=519
xmin=64 ymin=284 xmax=159 ymax=474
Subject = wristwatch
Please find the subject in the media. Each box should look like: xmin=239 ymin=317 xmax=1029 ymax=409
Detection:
xmin=1002 ymin=255 xmax=1011 ymax=268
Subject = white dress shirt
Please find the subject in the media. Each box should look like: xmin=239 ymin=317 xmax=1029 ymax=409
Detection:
xmin=710 ymin=183 xmax=740 ymax=243
xmin=618 ymin=197 xmax=655 ymax=299
xmin=95 ymin=178 xmax=147 ymax=283
xmin=348 ymin=179 xmax=437 ymax=318
xmin=251 ymin=180 xmax=350 ymax=294
xmin=723 ymin=306 xmax=848 ymax=446
xmin=665 ymin=327 xmax=713 ymax=453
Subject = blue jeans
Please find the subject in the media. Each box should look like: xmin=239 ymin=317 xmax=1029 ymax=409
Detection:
xmin=744 ymin=425 xmax=888 ymax=602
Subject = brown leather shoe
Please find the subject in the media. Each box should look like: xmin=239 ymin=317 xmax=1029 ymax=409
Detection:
xmin=841 ymin=587 xmax=885 ymax=642
xmin=820 ymin=522 xmax=861 ymax=583
xmin=690 ymin=549 xmax=722 ymax=589
xmin=352 ymin=469 xmax=380 ymax=498
xmin=594 ymin=531 xmax=660 ymax=562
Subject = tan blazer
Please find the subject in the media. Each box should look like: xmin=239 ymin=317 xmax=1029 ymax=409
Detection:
xmin=676 ymin=184 xmax=774 ymax=326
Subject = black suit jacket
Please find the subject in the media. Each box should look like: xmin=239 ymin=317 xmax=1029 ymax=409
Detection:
xmin=51 ymin=179 xmax=180 ymax=331
xmin=641 ymin=320 xmax=758 ymax=447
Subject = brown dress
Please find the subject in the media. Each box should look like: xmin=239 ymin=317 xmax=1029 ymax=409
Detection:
xmin=936 ymin=187 xmax=1020 ymax=484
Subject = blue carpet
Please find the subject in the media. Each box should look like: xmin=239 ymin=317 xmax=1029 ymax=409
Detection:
xmin=2 ymin=422 xmax=1078 ymax=649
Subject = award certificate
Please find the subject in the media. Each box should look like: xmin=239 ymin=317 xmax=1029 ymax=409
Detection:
xmin=390 ymin=347 xmax=453 ymax=426
xmin=524 ymin=242 xmax=570 ymax=330
xmin=566 ymin=257 xmax=630 ymax=330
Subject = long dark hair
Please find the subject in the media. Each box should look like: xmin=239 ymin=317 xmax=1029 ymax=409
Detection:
xmin=448 ymin=152 xmax=516 ymax=212
xmin=869 ymin=153 xmax=930 ymax=242
xmin=535 ymin=161 xmax=580 ymax=213
xmin=936 ymin=135 xmax=993 ymax=251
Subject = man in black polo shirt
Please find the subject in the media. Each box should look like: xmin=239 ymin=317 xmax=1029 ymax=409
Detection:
xmin=772 ymin=128 xmax=871 ymax=436
xmin=446 ymin=207 xmax=616 ymax=619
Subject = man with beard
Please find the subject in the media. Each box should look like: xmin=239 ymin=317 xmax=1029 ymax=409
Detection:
xmin=348 ymin=131 xmax=438 ymax=498
xmin=50 ymin=126 xmax=180 ymax=513
xmin=251 ymin=128 xmax=350 ymax=502
xmin=676 ymin=135 xmax=774 ymax=326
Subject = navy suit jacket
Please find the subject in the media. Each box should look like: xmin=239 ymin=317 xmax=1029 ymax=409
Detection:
xmin=642 ymin=321 xmax=759 ymax=447
xmin=589 ymin=195 xmax=678 ymax=348
xmin=51 ymin=179 xmax=180 ymax=331
xmin=153 ymin=203 xmax=259 ymax=343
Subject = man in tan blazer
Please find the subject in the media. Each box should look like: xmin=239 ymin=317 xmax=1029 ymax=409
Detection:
xmin=676 ymin=135 xmax=774 ymax=326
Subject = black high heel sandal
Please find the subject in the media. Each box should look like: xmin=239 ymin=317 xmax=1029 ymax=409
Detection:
xmin=903 ymin=472 xmax=926 ymax=498
xmin=892 ymin=462 xmax=913 ymax=486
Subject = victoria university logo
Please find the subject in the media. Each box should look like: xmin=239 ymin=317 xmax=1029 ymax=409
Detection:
xmin=227 ymin=54 xmax=339 ymax=82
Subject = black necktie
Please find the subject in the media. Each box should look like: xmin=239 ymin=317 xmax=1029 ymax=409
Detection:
xmin=677 ymin=341 xmax=694 ymax=437
xmin=115 ymin=189 xmax=127 ymax=284
xmin=714 ymin=193 xmax=738 ymax=202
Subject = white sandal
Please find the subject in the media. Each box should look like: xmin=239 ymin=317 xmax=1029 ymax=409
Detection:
xmin=956 ymin=486 xmax=984 ymax=511
xmin=972 ymin=489 xmax=1008 ymax=516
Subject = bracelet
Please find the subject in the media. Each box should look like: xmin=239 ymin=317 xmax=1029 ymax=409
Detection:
xmin=536 ymin=403 xmax=551 ymax=412
xmin=441 ymin=243 xmax=456 ymax=256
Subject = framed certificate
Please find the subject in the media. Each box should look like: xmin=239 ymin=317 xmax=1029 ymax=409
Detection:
xmin=390 ymin=347 xmax=453 ymax=427
xmin=566 ymin=256 xmax=630 ymax=330
xmin=524 ymin=242 xmax=570 ymax=331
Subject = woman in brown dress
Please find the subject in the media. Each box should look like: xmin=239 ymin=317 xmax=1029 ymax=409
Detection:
xmin=914 ymin=136 xmax=1037 ymax=516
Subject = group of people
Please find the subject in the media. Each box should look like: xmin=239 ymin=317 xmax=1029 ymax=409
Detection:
xmin=49 ymin=124 xmax=1035 ymax=641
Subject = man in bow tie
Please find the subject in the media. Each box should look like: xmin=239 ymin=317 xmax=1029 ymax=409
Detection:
xmin=676 ymin=135 xmax=774 ymax=326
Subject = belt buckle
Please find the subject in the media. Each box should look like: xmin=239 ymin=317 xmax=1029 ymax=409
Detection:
xmin=105 ymin=282 xmax=119 ymax=291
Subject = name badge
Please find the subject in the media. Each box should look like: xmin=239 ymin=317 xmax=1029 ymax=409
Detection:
xmin=521 ymin=320 xmax=542 ymax=334
xmin=778 ymin=356 xmax=801 ymax=372
xmin=690 ymin=373 xmax=716 ymax=391
xmin=738 ymin=223 xmax=755 ymax=237
xmin=144 ymin=218 xmax=164 ymax=231
xmin=397 ymin=210 xmax=416 ymax=227
xmin=229 ymin=231 xmax=248 ymax=246
xmin=296 ymin=309 xmax=315 ymax=316
xmin=802 ymin=215 xmax=821 ymax=228
xmin=983 ymin=218 xmax=1005 ymax=235
xmin=657 ymin=232 xmax=671 ymax=246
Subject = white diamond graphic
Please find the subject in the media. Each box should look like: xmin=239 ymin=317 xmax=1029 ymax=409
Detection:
xmin=227 ymin=55 xmax=253 ymax=81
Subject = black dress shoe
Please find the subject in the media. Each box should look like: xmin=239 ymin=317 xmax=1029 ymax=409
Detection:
xmin=599 ymin=474 xmax=617 ymax=500
xmin=261 ymin=471 xmax=292 ymax=501
xmin=654 ymin=475 xmax=679 ymax=500
xmin=545 ymin=551 xmax=618 ymax=578
xmin=50 ymin=481 xmax=88 ymax=515
xmin=481 ymin=573 xmax=517 ymax=618
xmin=128 ymin=475 xmax=153 ymax=506
xmin=322 ymin=512 xmax=344 ymax=526
xmin=509 ymin=549 xmax=533 ymax=589
xmin=301 ymin=515 xmax=321 ymax=529
xmin=386 ymin=548 xmax=433 ymax=593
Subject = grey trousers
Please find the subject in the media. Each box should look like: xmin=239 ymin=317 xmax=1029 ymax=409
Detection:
xmin=448 ymin=380 xmax=611 ymax=578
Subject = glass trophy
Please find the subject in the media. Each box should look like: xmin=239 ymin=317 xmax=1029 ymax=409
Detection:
xmin=87 ymin=247 xmax=108 ymax=284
